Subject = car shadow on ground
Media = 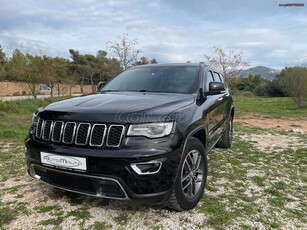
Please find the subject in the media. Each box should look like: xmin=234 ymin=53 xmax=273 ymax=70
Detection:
xmin=34 ymin=180 xmax=165 ymax=212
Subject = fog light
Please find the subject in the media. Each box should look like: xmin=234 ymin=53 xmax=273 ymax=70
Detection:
xmin=131 ymin=161 xmax=162 ymax=175
xmin=29 ymin=164 xmax=41 ymax=179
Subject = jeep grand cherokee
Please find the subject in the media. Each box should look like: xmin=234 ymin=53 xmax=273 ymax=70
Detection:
xmin=25 ymin=63 xmax=234 ymax=211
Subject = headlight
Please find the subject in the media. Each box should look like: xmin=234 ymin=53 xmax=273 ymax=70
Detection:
xmin=31 ymin=112 xmax=39 ymax=125
xmin=127 ymin=122 xmax=174 ymax=138
xmin=30 ymin=112 xmax=39 ymax=135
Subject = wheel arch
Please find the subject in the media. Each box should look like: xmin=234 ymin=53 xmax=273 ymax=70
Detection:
xmin=172 ymin=125 xmax=207 ymax=188
xmin=182 ymin=125 xmax=207 ymax=152
xmin=230 ymin=106 xmax=234 ymax=120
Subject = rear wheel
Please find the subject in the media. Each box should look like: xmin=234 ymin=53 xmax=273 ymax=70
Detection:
xmin=167 ymin=137 xmax=207 ymax=211
xmin=216 ymin=116 xmax=233 ymax=148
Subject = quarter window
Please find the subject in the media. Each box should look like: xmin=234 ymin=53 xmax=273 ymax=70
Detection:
xmin=205 ymin=70 xmax=215 ymax=89
xmin=213 ymin=72 xmax=222 ymax=82
xmin=208 ymin=71 xmax=214 ymax=81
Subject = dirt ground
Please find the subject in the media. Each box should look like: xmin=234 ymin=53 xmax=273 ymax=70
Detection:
xmin=235 ymin=113 xmax=307 ymax=134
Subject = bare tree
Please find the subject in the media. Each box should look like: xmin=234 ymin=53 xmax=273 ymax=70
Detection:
xmin=204 ymin=47 xmax=249 ymax=80
xmin=107 ymin=34 xmax=141 ymax=70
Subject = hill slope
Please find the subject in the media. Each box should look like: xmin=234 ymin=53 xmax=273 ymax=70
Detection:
xmin=238 ymin=66 xmax=281 ymax=80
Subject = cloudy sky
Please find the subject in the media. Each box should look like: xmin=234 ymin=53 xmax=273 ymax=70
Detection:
xmin=1 ymin=0 xmax=307 ymax=69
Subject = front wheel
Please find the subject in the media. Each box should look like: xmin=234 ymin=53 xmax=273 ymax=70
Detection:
xmin=167 ymin=137 xmax=208 ymax=211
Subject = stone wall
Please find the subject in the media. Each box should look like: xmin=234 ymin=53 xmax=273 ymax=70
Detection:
xmin=0 ymin=81 xmax=93 ymax=96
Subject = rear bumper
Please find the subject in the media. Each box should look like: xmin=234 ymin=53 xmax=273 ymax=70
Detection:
xmin=25 ymin=136 xmax=182 ymax=203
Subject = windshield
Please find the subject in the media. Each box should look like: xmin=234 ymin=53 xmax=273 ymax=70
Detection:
xmin=102 ymin=66 xmax=200 ymax=94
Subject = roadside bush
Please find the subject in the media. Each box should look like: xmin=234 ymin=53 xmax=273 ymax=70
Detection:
xmin=281 ymin=67 xmax=307 ymax=108
xmin=254 ymin=80 xmax=286 ymax=97
xmin=240 ymin=91 xmax=254 ymax=97
xmin=254 ymin=83 xmax=268 ymax=96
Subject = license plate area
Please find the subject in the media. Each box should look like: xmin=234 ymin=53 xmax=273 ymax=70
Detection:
xmin=40 ymin=152 xmax=87 ymax=172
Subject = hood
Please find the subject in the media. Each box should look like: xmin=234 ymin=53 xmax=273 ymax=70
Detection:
xmin=38 ymin=92 xmax=195 ymax=123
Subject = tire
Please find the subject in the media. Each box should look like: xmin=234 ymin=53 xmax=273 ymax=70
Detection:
xmin=167 ymin=137 xmax=208 ymax=211
xmin=216 ymin=116 xmax=233 ymax=148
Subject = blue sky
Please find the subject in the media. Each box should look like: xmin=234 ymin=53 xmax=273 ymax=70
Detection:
xmin=0 ymin=0 xmax=307 ymax=69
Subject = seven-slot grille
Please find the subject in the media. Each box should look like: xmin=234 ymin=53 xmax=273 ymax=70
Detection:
xmin=35 ymin=118 xmax=124 ymax=147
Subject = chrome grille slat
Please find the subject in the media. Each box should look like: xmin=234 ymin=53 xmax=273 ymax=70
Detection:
xmin=107 ymin=125 xmax=125 ymax=147
xmin=36 ymin=118 xmax=43 ymax=138
xmin=75 ymin=123 xmax=91 ymax=145
xmin=34 ymin=119 xmax=124 ymax=148
xmin=63 ymin=122 xmax=77 ymax=144
xmin=51 ymin=121 xmax=64 ymax=143
xmin=90 ymin=124 xmax=107 ymax=147
xmin=42 ymin=120 xmax=53 ymax=141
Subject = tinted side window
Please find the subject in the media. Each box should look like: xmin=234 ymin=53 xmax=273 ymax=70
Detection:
xmin=208 ymin=71 xmax=214 ymax=81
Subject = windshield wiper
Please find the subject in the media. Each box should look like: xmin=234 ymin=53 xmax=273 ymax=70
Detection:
xmin=138 ymin=90 xmax=168 ymax=93
xmin=100 ymin=89 xmax=120 ymax=93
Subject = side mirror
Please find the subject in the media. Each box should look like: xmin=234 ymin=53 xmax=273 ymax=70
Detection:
xmin=206 ymin=82 xmax=226 ymax=95
xmin=97 ymin=81 xmax=106 ymax=91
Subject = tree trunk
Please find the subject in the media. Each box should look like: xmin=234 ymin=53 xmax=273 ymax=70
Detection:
xmin=27 ymin=83 xmax=37 ymax=99
xmin=91 ymin=75 xmax=95 ymax=93
xmin=50 ymin=85 xmax=53 ymax=98
xmin=80 ymin=77 xmax=84 ymax=94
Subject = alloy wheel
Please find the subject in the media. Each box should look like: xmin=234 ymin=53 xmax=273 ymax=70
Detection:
xmin=181 ymin=149 xmax=204 ymax=199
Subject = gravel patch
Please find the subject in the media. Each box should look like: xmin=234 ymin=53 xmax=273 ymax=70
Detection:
xmin=240 ymin=133 xmax=307 ymax=152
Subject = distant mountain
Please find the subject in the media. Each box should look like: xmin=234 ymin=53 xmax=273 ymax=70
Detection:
xmin=237 ymin=66 xmax=281 ymax=80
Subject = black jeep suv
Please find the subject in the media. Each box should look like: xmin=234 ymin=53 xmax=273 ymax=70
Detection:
xmin=25 ymin=63 xmax=234 ymax=211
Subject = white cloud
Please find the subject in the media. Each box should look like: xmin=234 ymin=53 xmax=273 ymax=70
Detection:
xmin=0 ymin=0 xmax=306 ymax=68
xmin=235 ymin=42 xmax=265 ymax=47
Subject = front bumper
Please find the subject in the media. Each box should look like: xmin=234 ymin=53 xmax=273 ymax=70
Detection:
xmin=25 ymin=135 xmax=182 ymax=204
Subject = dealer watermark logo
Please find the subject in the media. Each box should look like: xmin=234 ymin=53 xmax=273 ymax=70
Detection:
xmin=115 ymin=103 xmax=193 ymax=124
xmin=43 ymin=155 xmax=82 ymax=168
xmin=40 ymin=152 xmax=87 ymax=170
xmin=279 ymin=3 xmax=304 ymax=7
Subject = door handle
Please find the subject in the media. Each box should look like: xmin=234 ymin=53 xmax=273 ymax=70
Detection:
xmin=217 ymin=97 xmax=223 ymax=101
